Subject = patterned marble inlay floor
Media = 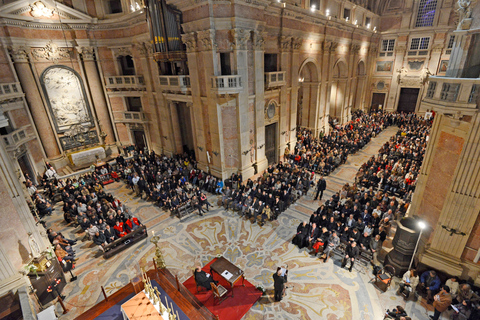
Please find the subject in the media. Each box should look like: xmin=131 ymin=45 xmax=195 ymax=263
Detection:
xmin=49 ymin=126 xmax=445 ymax=319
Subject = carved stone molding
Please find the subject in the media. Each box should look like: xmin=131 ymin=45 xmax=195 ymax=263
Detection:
xmin=196 ymin=29 xmax=216 ymax=51
xmin=253 ymin=31 xmax=265 ymax=51
xmin=323 ymin=40 xmax=338 ymax=53
xmin=77 ymin=46 xmax=95 ymax=61
xmin=31 ymin=41 xmax=71 ymax=64
xmin=292 ymin=37 xmax=303 ymax=50
xmin=181 ymin=32 xmax=196 ymax=53
xmin=8 ymin=46 xmax=29 ymax=63
xmin=29 ymin=1 xmax=54 ymax=18
xmin=111 ymin=46 xmax=132 ymax=58
xmin=395 ymin=45 xmax=407 ymax=53
xmin=368 ymin=46 xmax=378 ymax=55
xmin=279 ymin=36 xmax=292 ymax=51
xmin=133 ymin=42 xmax=153 ymax=57
xmin=432 ymin=44 xmax=444 ymax=53
xmin=351 ymin=44 xmax=361 ymax=54
xmin=231 ymin=28 xmax=250 ymax=51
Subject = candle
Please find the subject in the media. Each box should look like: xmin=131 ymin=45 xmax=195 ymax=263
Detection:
xmin=176 ymin=310 xmax=180 ymax=319
xmin=152 ymin=230 xmax=155 ymax=236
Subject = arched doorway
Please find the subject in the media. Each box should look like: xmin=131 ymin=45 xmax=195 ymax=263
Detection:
xmin=353 ymin=61 xmax=367 ymax=111
xmin=297 ymin=60 xmax=320 ymax=131
xmin=329 ymin=60 xmax=348 ymax=124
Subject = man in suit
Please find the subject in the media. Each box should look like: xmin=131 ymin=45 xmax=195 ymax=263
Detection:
xmin=273 ymin=266 xmax=288 ymax=302
xmin=341 ymin=241 xmax=360 ymax=272
xmin=314 ymin=176 xmax=327 ymax=200
xmin=194 ymin=266 xmax=217 ymax=290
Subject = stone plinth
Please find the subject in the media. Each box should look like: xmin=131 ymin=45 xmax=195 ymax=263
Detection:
xmin=68 ymin=147 xmax=106 ymax=166
xmin=385 ymin=218 xmax=422 ymax=276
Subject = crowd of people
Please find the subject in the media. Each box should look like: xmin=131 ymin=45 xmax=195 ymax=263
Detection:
xmin=288 ymin=111 xmax=402 ymax=175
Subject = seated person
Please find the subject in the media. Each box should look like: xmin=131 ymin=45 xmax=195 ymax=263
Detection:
xmin=397 ymin=269 xmax=419 ymax=300
xmin=194 ymin=266 xmax=218 ymax=290
xmin=125 ymin=216 xmax=142 ymax=233
xmin=451 ymin=299 xmax=472 ymax=320
xmin=417 ymin=270 xmax=441 ymax=304
xmin=385 ymin=306 xmax=407 ymax=320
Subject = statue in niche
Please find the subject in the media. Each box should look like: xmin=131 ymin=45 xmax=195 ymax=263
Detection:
xmin=41 ymin=66 xmax=93 ymax=132
xmin=456 ymin=0 xmax=473 ymax=30
xmin=28 ymin=232 xmax=41 ymax=258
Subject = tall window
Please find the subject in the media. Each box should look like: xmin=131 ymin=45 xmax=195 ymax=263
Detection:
xmin=447 ymin=35 xmax=455 ymax=49
xmin=379 ymin=39 xmax=395 ymax=57
xmin=107 ymin=0 xmax=123 ymax=14
xmin=415 ymin=0 xmax=437 ymax=27
xmin=410 ymin=37 xmax=430 ymax=50
xmin=344 ymin=8 xmax=351 ymax=20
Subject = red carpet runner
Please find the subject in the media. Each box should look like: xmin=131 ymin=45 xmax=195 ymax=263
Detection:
xmin=182 ymin=258 xmax=262 ymax=320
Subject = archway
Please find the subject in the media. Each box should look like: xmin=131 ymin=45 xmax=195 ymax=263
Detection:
xmin=329 ymin=60 xmax=348 ymax=124
xmin=297 ymin=60 xmax=320 ymax=131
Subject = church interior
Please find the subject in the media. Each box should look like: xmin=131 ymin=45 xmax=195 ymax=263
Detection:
xmin=1 ymin=0 xmax=480 ymax=319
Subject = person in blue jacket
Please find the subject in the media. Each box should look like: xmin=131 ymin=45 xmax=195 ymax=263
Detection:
xmin=418 ymin=270 xmax=441 ymax=304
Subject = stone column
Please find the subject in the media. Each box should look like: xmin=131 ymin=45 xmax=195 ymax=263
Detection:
xmin=284 ymin=36 xmax=297 ymax=146
xmin=187 ymin=30 xmax=212 ymax=174
xmin=364 ymin=46 xmax=378 ymax=112
xmin=446 ymin=31 xmax=471 ymax=78
xmin=9 ymin=46 xmax=60 ymax=158
xmin=324 ymin=40 xmax=338 ymax=131
xmin=133 ymin=43 xmax=163 ymax=154
xmin=389 ymin=44 xmax=407 ymax=111
xmin=77 ymin=47 xmax=116 ymax=145
xmin=232 ymin=28 xmax=255 ymax=179
xmin=168 ymin=102 xmax=183 ymax=154
xmin=253 ymin=31 xmax=268 ymax=173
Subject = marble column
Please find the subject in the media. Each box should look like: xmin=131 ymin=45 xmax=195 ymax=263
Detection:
xmin=134 ymin=42 xmax=163 ymax=154
xmin=446 ymin=31 xmax=470 ymax=78
xmin=389 ymin=43 xmax=407 ymax=111
xmin=285 ymin=36 xmax=298 ymax=146
xmin=9 ymin=46 xmax=60 ymax=158
xmin=232 ymin=28 xmax=255 ymax=179
xmin=253 ymin=30 xmax=268 ymax=173
xmin=77 ymin=47 xmax=116 ymax=145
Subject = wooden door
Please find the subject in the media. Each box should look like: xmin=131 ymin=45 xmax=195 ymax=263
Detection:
xmin=397 ymin=88 xmax=420 ymax=113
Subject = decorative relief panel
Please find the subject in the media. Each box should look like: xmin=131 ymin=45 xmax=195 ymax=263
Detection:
xmin=40 ymin=66 xmax=93 ymax=133
xmin=32 ymin=41 xmax=71 ymax=64
xmin=265 ymin=99 xmax=279 ymax=125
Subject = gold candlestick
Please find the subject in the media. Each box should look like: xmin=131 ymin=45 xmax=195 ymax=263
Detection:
xmin=150 ymin=235 xmax=166 ymax=269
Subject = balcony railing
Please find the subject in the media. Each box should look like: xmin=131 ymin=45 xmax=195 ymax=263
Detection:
xmin=2 ymin=125 xmax=34 ymax=151
xmin=158 ymin=75 xmax=191 ymax=92
xmin=265 ymin=71 xmax=286 ymax=88
xmin=0 ymin=82 xmax=23 ymax=101
xmin=104 ymin=76 xmax=146 ymax=90
xmin=114 ymin=111 xmax=148 ymax=124
xmin=211 ymin=75 xmax=243 ymax=94
xmin=423 ymin=76 xmax=480 ymax=114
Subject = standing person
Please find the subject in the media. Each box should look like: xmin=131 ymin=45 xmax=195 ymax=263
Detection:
xmin=314 ymin=176 xmax=327 ymax=201
xmin=430 ymin=285 xmax=452 ymax=320
xmin=273 ymin=266 xmax=288 ymax=302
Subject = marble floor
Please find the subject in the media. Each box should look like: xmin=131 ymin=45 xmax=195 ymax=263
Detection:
xmin=45 ymin=126 xmax=449 ymax=320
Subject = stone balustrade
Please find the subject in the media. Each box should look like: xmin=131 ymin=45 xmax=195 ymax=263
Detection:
xmin=115 ymin=111 xmax=148 ymax=123
xmin=158 ymin=75 xmax=191 ymax=92
xmin=0 ymin=82 xmax=23 ymax=101
xmin=423 ymin=76 xmax=480 ymax=115
xmin=2 ymin=125 xmax=34 ymax=151
xmin=265 ymin=71 xmax=286 ymax=88
xmin=211 ymin=75 xmax=243 ymax=94
xmin=104 ymin=75 xmax=146 ymax=90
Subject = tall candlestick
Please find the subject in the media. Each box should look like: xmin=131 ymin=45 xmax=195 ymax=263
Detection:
xmin=152 ymin=230 xmax=155 ymax=236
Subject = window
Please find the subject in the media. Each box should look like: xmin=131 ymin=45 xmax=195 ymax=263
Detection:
xmin=126 ymin=97 xmax=142 ymax=112
xmin=310 ymin=0 xmax=320 ymax=10
xmin=440 ymin=83 xmax=460 ymax=102
xmin=415 ymin=0 xmax=437 ymax=28
xmin=379 ymin=39 xmax=395 ymax=57
xmin=264 ymin=54 xmax=278 ymax=73
xmin=344 ymin=8 xmax=351 ymax=20
xmin=426 ymin=82 xmax=436 ymax=98
xmin=410 ymin=37 xmax=430 ymax=50
xmin=118 ymin=55 xmax=135 ymax=75
xmin=107 ymin=0 xmax=123 ymax=14
xmin=220 ymin=52 xmax=231 ymax=75
xmin=365 ymin=17 xmax=371 ymax=27
xmin=447 ymin=35 xmax=455 ymax=49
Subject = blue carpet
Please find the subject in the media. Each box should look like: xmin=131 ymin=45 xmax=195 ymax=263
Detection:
xmin=93 ymin=293 xmax=135 ymax=320
xmin=150 ymin=279 xmax=189 ymax=320
xmin=93 ymin=280 xmax=189 ymax=320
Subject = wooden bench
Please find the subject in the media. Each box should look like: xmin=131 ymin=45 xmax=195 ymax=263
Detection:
xmin=178 ymin=203 xmax=196 ymax=221
xmin=103 ymin=226 xmax=148 ymax=259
